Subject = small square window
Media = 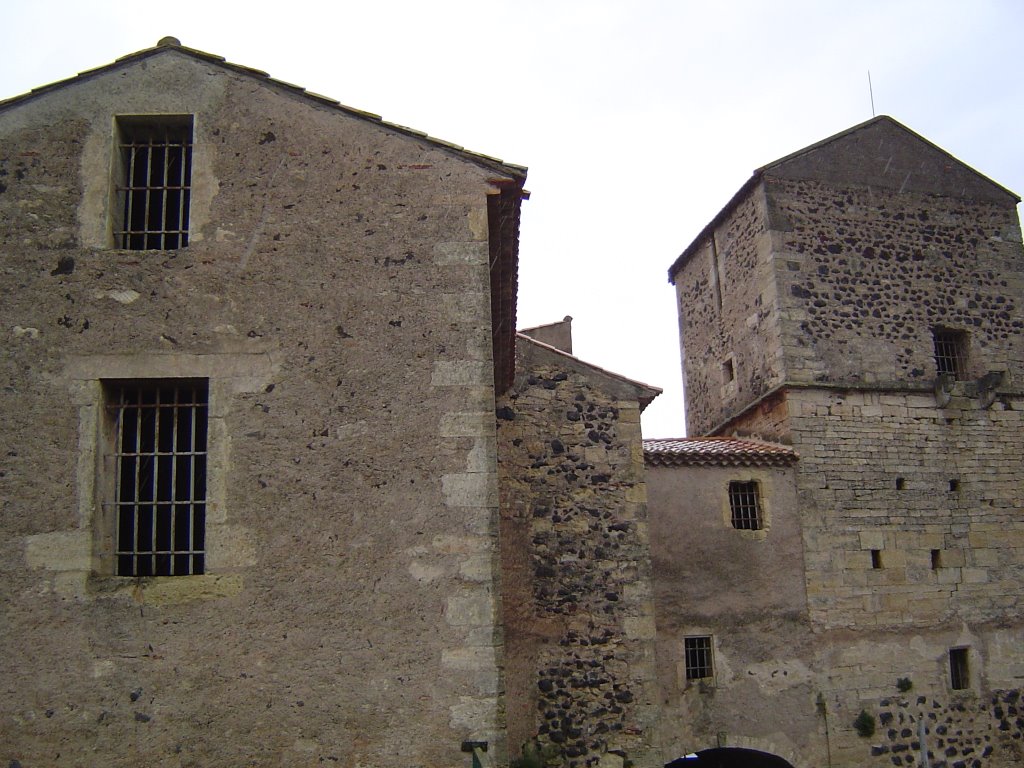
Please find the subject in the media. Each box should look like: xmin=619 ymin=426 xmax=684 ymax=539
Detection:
xmin=933 ymin=328 xmax=968 ymax=381
xmin=684 ymin=636 xmax=714 ymax=681
xmin=949 ymin=647 xmax=969 ymax=690
xmin=871 ymin=550 xmax=883 ymax=569
xmin=115 ymin=116 xmax=193 ymax=250
xmin=931 ymin=549 xmax=942 ymax=570
xmin=105 ymin=380 xmax=208 ymax=576
xmin=728 ymin=480 xmax=762 ymax=530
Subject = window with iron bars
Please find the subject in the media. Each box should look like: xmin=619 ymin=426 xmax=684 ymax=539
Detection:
xmin=684 ymin=636 xmax=714 ymax=681
xmin=106 ymin=380 xmax=208 ymax=576
xmin=115 ymin=116 xmax=193 ymax=250
xmin=728 ymin=480 xmax=762 ymax=531
xmin=932 ymin=328 xmax=968 ymax=380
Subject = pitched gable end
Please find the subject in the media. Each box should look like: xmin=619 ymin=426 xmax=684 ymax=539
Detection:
xmin=762 ymin=115 xmax=1018 ymax=204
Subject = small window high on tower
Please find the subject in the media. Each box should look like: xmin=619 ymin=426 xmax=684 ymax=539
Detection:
xmin=932 ymin=328 xmax=968 ymax=380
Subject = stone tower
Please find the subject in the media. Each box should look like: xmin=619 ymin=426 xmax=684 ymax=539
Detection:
xmin=665 ymin=116 xmax=1024 ymax=767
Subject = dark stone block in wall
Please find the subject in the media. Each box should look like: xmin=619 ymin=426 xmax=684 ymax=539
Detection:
xmin=50 ymin=256 xmax=75 ymax=275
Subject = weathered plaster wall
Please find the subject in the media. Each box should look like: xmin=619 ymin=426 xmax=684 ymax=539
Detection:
xmin=674 ymin=188 xmax=784 ymax=437
xmin=496 ymin=343 xmax=659 ymax=768
xmin=646 ymin=463 xmax=822 ymax=768
xmin=1 ymin=50 xmax=515 ymax=767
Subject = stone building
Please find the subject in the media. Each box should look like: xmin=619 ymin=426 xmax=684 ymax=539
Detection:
xmin=0 ymin=37 xmax=528 ymax=768
xmin=648 ymin=116 xmax=1024 ymax=768
xmin=1 ymin=38 xmax=666 ymax=768
xmin=4 ymin=38 xmax=1024 ymax=768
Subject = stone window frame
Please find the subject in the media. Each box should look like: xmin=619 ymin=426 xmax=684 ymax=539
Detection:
xmin=719 ymin=355 xmax=738 ymax=399
xmin=721 ymin=472 xmax=772 ymax=540
xmin=36 ymin=352 xmax=276 ymax=600
xmin=112 ymin=114 xmax=194 ymax=251
xmin=683 ymin=635 xmax=715 ymax=683
xmin=721 ymin=356 xmax=735 ymax=385
xmin=949 ymin=647 xmax=971 ymax=691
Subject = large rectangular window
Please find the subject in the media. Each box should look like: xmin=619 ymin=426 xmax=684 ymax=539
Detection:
xmin=684 ymin=636 xmax=714 ymax=681
xmin=106 ymin=380 xmax=208 ymax=576
xmin=115 ymin=116 xmax=193 ymax=250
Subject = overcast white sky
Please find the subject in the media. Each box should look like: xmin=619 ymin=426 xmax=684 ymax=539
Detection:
xmin=4 ymin=1 xmax=1022 ymax=437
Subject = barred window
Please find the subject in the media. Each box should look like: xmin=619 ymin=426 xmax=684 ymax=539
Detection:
xmin=684 ymin=636 xmax=714 ymax=681
xmin=728 ymin=480 xmax=762 ymax=531
xmin=949 ymin=647 xmax=969 ymax=690
xmin=106 ymin=381 xmax=208 ymax=576
xmin=933 ymin=328 xmax=968 ymax=380
xmin=115 ymin=116 xmax=193 ymax=250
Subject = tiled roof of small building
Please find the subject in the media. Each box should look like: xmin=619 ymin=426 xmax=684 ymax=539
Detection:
xmin=643 ymin=437 xmax=798 ymax=467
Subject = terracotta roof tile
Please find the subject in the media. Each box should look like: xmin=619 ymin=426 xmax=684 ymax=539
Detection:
xmin=643 ymin=437 xmax=798 ymax=467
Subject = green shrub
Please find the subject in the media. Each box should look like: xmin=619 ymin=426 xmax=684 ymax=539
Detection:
xmin=854 ymin=709 xmax=876 ymax=738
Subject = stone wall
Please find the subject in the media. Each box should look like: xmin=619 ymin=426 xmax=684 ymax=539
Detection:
xmin=768 ymin=176 xmax=1024 ymax=389
xmin=786 ymin=387 xmax=1024 ymax=630
xmin=646 ymin=462 xmax=822 ymax=767
xmin=781 ymin=385 xmax=1024 ymax=766
xmin=1 ymin=47 xmax=521 ymax=767
xmin=497 ymin=340 xmax=659 ymax=768
xmin=673 ymin=189 xmax=784 ymax=437
xmin=663 ymin=118 xmax=1024 ymax=767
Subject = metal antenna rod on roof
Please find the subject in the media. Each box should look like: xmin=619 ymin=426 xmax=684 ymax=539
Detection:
xmin=868 ymin=70 xmax=876 ymax=117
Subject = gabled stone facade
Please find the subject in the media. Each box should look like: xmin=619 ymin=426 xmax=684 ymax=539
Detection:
xmin=654 ymin=116 xmax=1024 ymax=768
xmin=1 ymin=39 xmax=525 ymax=768
xmin=497 ymin=334 xmax=661 ymax=768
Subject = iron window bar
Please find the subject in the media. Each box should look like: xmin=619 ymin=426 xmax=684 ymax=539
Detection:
xmin=107 ymin=381 xmax=208 ymax=576
xmin=115 ymin=120 xmax=193 ymax=250
xmin=933 ymin=329 xmax=968 ymax=380
xmin=728 ymin=480 xmax=762 ymax=530
xmin=684 ymin=636 xmax=714 ymax=680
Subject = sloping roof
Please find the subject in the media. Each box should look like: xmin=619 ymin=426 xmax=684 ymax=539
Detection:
xmin=667 ymin=115 xmax=1020 ymax=284
xmin=643 ymin=437 xmax=797 ymax=467
xmin=0 ymin=36 xmax=527 ymax=182
xmin=516 ymin=333 xmax=662 ymax=411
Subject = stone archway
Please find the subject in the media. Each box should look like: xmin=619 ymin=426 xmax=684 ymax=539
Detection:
xmin=666 ymin=747 xmax=796 ymax=768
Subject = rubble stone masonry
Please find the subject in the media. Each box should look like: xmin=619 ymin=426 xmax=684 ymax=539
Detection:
xmin=497 ymin=342 xmax=659 ymax=768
